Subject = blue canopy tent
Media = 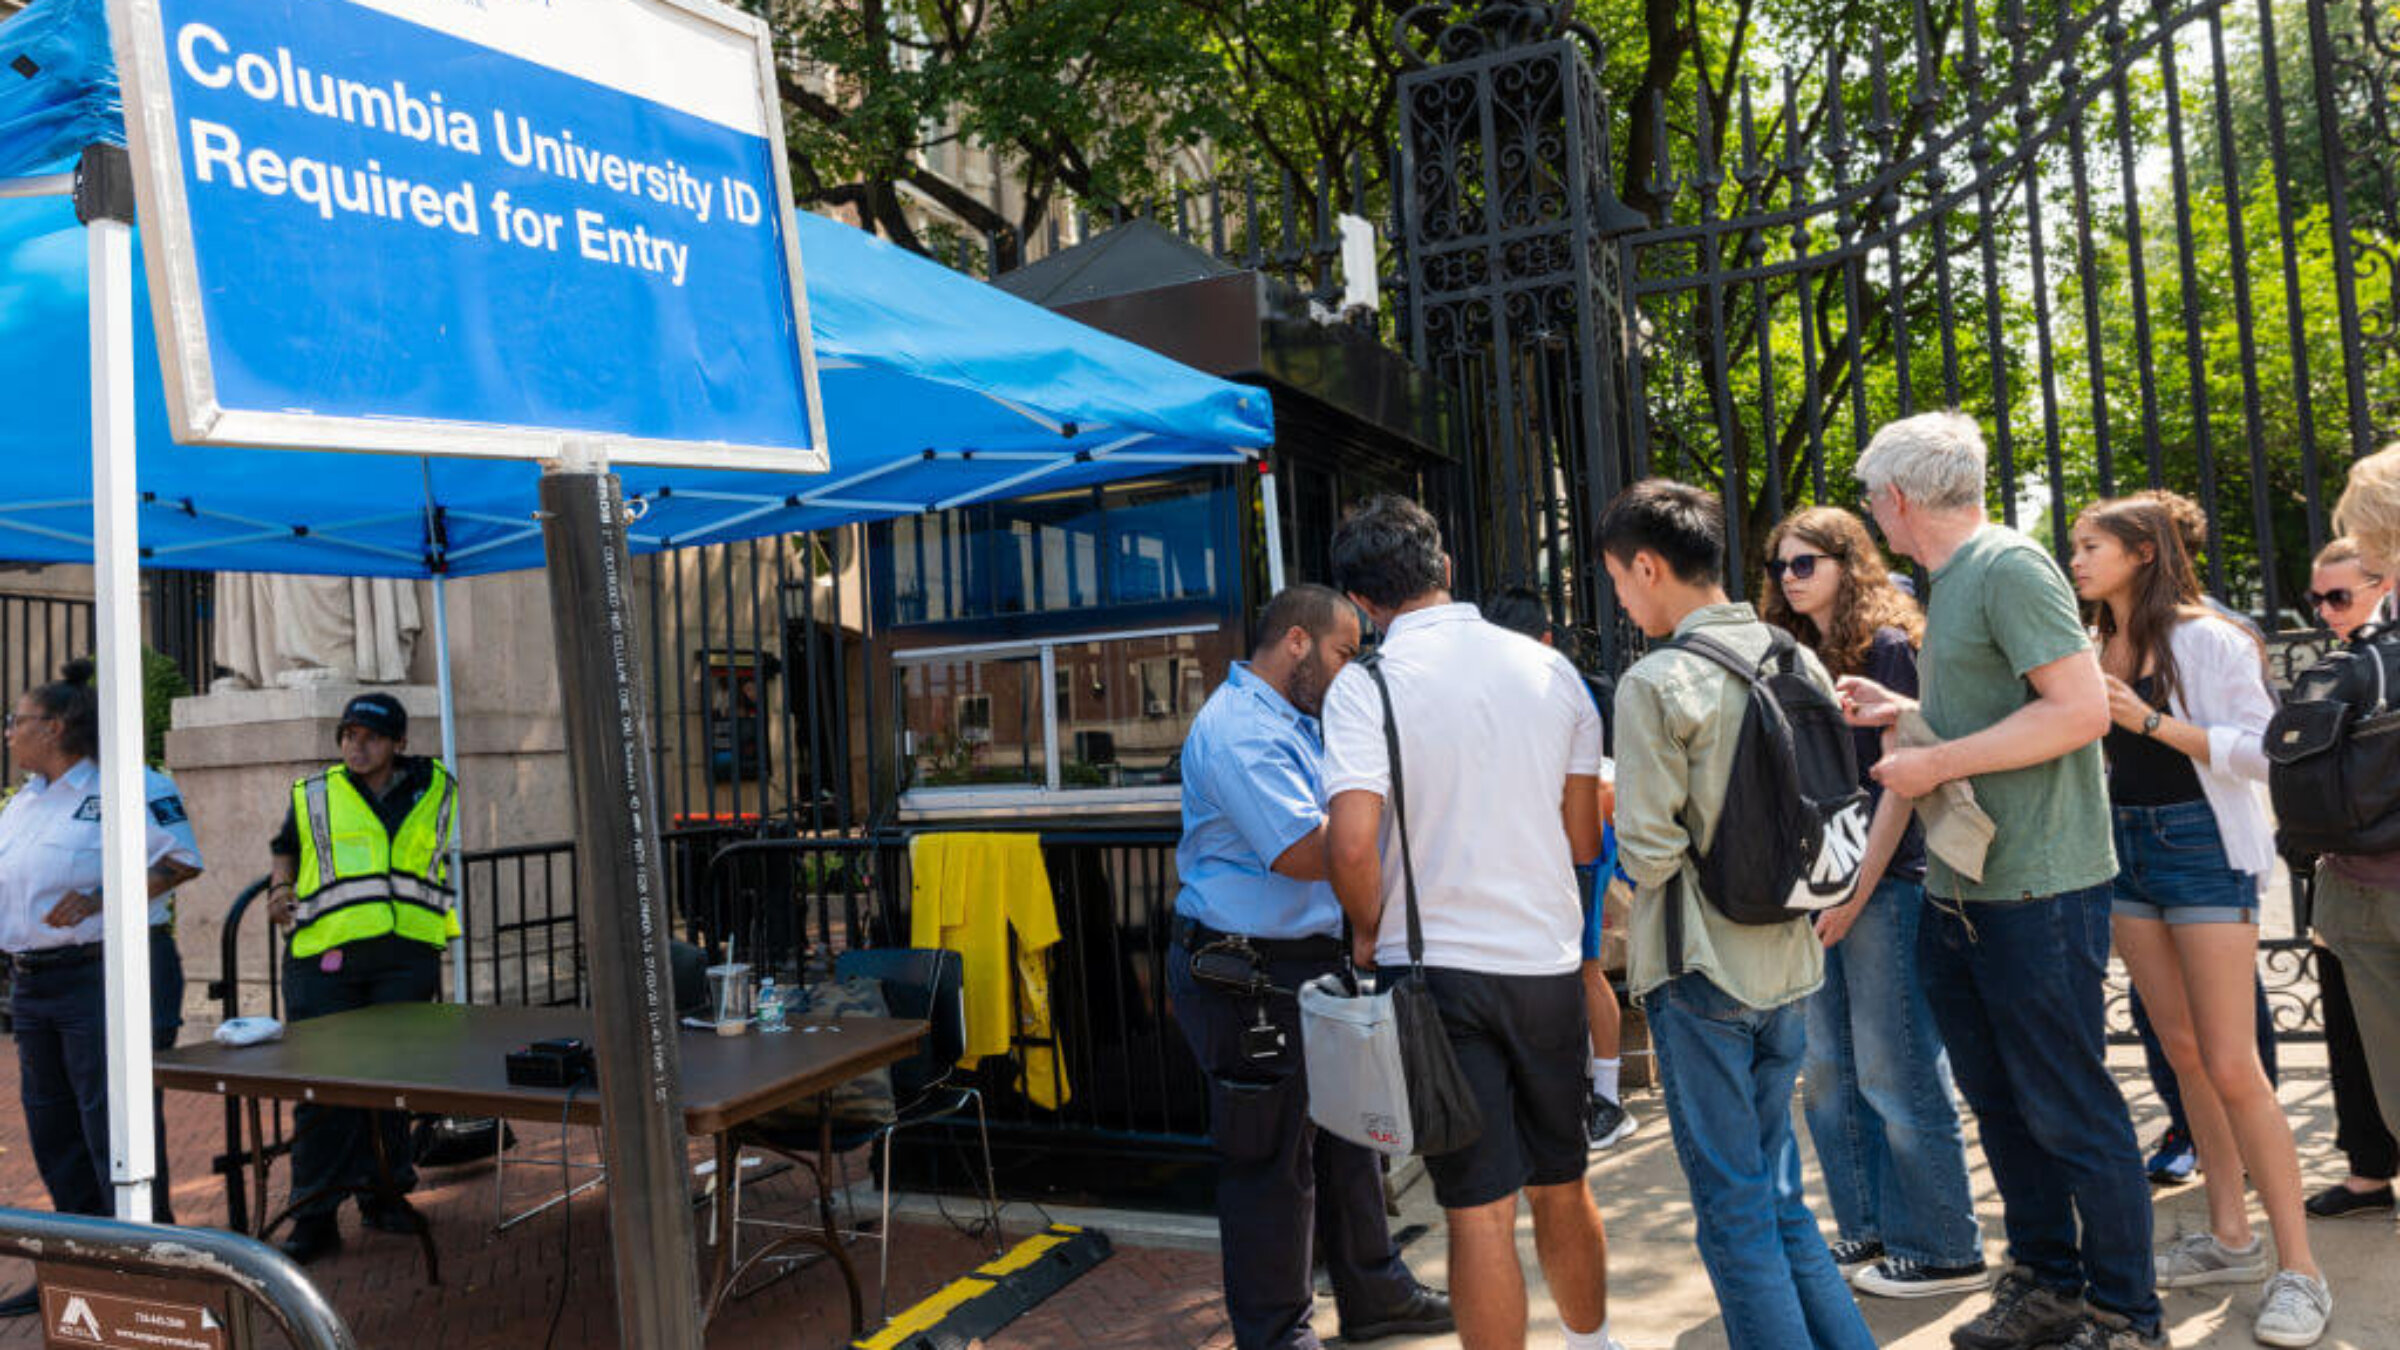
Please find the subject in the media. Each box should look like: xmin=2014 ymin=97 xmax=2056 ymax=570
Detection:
xmin=1 ymin=0 xmax=1271 ymax=1227
xmin=0 ymin=202 xmax=1271 ymax=574
xmin=0 ymin=0 xmax=1269 ymax=575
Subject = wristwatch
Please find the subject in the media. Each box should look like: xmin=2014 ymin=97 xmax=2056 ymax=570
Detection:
xmin=2141 ymin=710 xmax=2164 ymax=737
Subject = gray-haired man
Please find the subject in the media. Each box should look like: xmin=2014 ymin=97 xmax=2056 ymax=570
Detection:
xmin=1838 ymin=412 xmax=2160 ymax=1350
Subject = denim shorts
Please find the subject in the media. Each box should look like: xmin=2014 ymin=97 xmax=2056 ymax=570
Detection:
xmin=2110 ymin=800 xmax=2258 ymax=926
xmin=1576 ymin=865 xmax=1607 ymax=962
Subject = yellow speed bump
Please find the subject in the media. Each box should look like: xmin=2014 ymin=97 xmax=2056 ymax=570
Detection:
xmin=852 ymin=1224 xmax=1114 ymax=1350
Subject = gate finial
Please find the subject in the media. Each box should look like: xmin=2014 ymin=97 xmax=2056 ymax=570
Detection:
xmin=1393 ymin=1 xmax=1579 ymax=69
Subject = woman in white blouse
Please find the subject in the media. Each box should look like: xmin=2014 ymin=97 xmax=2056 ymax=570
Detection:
xmin=2069 ymin=498 xmax=2329 ymax=1347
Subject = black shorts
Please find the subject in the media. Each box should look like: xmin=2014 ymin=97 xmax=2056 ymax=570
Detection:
xmin=1420 ymin=966 xmax=1590 ymax=1209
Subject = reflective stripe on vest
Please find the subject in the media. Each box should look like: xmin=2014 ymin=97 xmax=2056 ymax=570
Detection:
xmin=289 ymin=763 xmax=456 ymax=957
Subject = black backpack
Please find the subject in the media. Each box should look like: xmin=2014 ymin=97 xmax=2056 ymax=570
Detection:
xmin=2266 ymin=621 xmax=2400 ymax=856
xmin=1671 ymin=629 xmax=1873 ymax=925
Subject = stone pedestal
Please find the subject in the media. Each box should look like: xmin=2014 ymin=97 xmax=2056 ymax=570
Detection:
xmin=163 ymin=682 xmax=570 ymax=1028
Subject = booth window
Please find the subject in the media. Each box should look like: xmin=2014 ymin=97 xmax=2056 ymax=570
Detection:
xmin=897 ymin=626 xmax=1225 ymax=814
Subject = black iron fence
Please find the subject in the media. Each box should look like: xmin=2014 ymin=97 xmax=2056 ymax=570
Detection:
xmin=0 ymin=589 xmax=92 ymax=781
xmin=640 ymin=531 xmax=862 ymax=833
xmin=206 ymin=826 xmax=1210 ymax=1212
xmin=694 ymin=829 xmax=1211 ymax=1203
xmin=1396 ymin=0 xmax=2399 ymax=648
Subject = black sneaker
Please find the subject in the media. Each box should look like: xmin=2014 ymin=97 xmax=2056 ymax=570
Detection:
xmin=0 ymin=1288 xmax=36 ymax=1318
xmin=1586 ymin=1095 xmax=1636 ymax=1150
xmin=1828 ymin=1237 xmax=1885 ymax=1271
xmin=1852 ymin=1256 xmax=1992 ymax=1300
xmin=1950 ymin=1269 xmax=2084 ymax=1350
xmin=2305 ymin=1181 xmax=2395 ymax=1218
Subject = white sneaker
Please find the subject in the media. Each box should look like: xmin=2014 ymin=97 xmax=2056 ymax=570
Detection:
xmin=2254 ymin=1269 xmax=2332 ymax=1348
xmin=2154 ymin=1230 xmax=2270 ymax=1288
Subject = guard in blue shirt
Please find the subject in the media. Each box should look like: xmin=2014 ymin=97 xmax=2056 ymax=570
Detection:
xmin=1168 ymin=585 xmax=1450 ymax=1350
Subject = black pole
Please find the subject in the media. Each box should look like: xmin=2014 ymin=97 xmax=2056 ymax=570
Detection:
xmin=538 ymin=466 xmax=704 ymax=1350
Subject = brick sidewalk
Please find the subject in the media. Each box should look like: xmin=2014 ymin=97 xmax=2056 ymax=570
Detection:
xmin=0 ymin=1053 xmax=1232 ymax=1349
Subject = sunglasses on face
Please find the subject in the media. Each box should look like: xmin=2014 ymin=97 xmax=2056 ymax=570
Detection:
xmin=2308 ymin=583 xmax=2383 ymax=612
xmin=1768 ymin=552 xmax=1840 ymax=582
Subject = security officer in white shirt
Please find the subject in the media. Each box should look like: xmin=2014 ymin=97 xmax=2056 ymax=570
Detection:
xmin=0 ymin=662 xmax=203 ymax=1318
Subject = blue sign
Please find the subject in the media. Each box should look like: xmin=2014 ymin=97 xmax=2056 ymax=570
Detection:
xmin=113 ymin=0 xmax=825 ymax=468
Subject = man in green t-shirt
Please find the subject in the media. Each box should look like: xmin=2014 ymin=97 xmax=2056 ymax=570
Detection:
xmin=1839 ymin=412 xmax=2162 ymax=1350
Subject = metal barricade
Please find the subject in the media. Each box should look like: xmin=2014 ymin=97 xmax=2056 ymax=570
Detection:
xmin=0 ymin=1207 xmax=356 ymax=1349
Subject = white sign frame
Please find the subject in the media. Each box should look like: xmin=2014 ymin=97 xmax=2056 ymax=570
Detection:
xmin=106 ymin=0 xmax=830 ymax=472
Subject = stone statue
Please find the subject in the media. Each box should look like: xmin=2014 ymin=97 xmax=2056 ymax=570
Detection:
xmin=212 ymin=574 xmax=423 ymax=690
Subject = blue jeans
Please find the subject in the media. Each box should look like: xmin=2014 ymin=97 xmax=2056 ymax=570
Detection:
xmin=1646 ymin=971 xmax=1877 ymax=1350
xmin=1918 ymin=885 xmax=2161 ymax=1333
xmin=1801 ymin=879 xmax=1981 ymax=1266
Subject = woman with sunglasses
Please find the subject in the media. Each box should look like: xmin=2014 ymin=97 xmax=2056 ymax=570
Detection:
xmin=2298 ymin=537 xmax=2397 ymax=1221
xmin=2305 ymin=538 xmax=2390 ymax=645
xmin=2069 ymin=498 xmax=2330 ymax=1345
xmin=1761 ymin=507 xmax=1987 ymax=1300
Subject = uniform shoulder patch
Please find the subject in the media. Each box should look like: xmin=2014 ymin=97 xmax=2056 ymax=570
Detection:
xmin=151 ymin=796 xmax=189 ymax=826
xmin=73 ymin=796 xmax=101 ymax=821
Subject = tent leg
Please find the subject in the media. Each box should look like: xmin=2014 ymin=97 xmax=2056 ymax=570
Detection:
xmin=432 ymin=573 xmax=469 ymax=1003
xmin=1257 ymin=459 xmax=1287 ymax=595
xmin=89 ymin=214 xmax=155 ymax=1224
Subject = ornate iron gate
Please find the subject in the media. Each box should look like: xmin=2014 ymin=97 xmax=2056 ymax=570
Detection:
xmin=1401 ymin=0 xmax=2398 ymax=637
xmin=1395 ymin=3 xmax=1647 ymax=669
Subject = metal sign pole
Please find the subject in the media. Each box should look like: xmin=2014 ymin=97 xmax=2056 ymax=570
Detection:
xmin=1258 ymin=459 xmax=1288 ymax=594
xmin=537 ymin=458 xmax=703 ymax=1350
xmin=85 ymin=166 xmax=156 ymax=1224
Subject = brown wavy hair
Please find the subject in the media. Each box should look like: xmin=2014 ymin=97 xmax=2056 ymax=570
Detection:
xmin=2075 ymin=496 xmax=2212 ymax=709
xmin=1760 ymin=506 xmax=1924 ymax=676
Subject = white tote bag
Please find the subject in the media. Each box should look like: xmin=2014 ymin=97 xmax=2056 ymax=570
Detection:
xmin=1297 ymin=973 xmax=1415 ymax=1155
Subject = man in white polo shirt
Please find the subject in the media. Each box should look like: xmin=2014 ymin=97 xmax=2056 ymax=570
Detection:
xmin=1321 ymin=496 xmax=1620 ymax=1350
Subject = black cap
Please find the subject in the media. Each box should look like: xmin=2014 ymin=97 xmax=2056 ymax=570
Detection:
xmin=337 ymin=692 xmax=408 ymax=741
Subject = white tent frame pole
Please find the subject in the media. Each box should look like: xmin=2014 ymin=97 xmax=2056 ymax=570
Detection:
xmin=0 ymin=172 xmax=74 ymax=199
xmin=90 ymin=213 xmax=156 ymax=1223
xmin=422 ymin=464 xmax=469 ymax=1004
xmin=433 ymin=575 xmax=467 ymax=1002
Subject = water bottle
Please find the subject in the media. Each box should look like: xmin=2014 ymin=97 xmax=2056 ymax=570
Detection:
xmin=756 ymin=977 xmax=789 ymax=1034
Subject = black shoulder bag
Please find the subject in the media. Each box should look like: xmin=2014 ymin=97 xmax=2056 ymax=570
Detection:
xmin=1356 ymin=654 xmax=1485 ymax=1158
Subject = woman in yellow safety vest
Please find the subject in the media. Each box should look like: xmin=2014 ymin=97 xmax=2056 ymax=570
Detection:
xmin=263 ymin=691 xmax=456 ymax=1266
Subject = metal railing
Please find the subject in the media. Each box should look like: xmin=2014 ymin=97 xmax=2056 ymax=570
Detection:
xmin=695 ymin=828 xmax=1212 ymax=1199
xmin=0 ymin=1207 xmax=356 ymax=1349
